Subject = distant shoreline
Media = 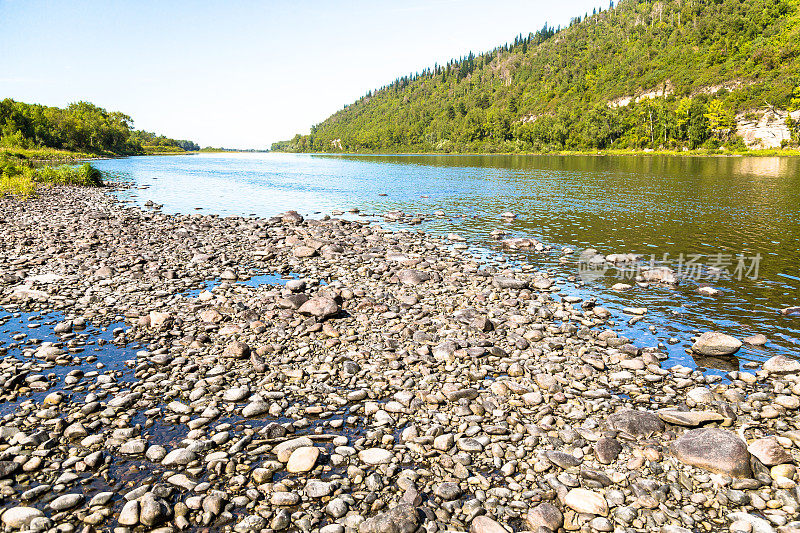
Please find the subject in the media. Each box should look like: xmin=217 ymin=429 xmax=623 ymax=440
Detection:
xmin=274 ymin=147 xmax=800 ymax=158
xmin=0 ymin=147 xmax=263 ymax=164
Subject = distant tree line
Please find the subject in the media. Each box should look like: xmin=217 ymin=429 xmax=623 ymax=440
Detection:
xmin=130 ymin=130 xmax=200 ymax=152
xmin=273 ymin=0 xmax=800 ymax=153
xmin=0 ymin=99 xmax=199 ymax=155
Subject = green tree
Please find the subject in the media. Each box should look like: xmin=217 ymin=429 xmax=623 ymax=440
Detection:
xmin=703 ymin=100 xmax=734 ymax=140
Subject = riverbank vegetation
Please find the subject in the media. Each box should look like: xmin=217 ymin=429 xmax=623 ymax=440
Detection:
xmin=0 ymin=99 xmax=200 ymax=159
xmin=274 ymin=0 xmax=800 ymax=154
xmin=0 ymin=158 xmax=103 ymax=198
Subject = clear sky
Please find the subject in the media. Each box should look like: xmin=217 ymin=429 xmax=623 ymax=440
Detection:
xmin=1 ymin=0 xmax=606 ymax=149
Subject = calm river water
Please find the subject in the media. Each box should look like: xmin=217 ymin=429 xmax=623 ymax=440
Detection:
xmin=93 ymin=152 xmax=800 ymax=375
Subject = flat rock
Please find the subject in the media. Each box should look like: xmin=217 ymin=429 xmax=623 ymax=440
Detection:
xmin=444 ymin=387 xmax=479 ymax=401
xmin=545 ymin=450 xmax=582 ymax=468
xmin=671 ymin=428 xmax=751 ymax=478
xmin=161 ymin=448 xmax=197 ymax=466
xmin=358 ymin=448 xmax=393 ymax=465
xmin=396 ymin=269 xmax=431 ymax=286
xmin=293 ymin=245 xmax=317 ymax=258
xmin=493 ymin=276 xmax=528 ymax=290
xmin=287 ymin=446 xmax=319 ymax=473
xmin=434 ymin=481 xmax=463 ymax=501
xmin=606 ymin=409 xmax=665 ymax=437
xmin=242 ymin=401 xmax=269 ymax=417
xmin=305 ymin=480 xmax=333 ymax=498
xmin=274 ymin=437 xmax=314 ymax=462
xmin=270 ymin=492 xmax=300 ymax=506
xmin=223 ymin=387 xmax=250 ymax=402
xmin=235 ymin=515 xmax=267 ymax=532
xmin=691 ymin=331 xmax=742 ymax=356
xmin=743 ymin=334 xmax=767 ymax=346
xmin=49 ymin=493 xmax=83 ymax=511
xmin=658 ymin=408 xmax=724 ymax=427
xmin=748 ymin=437 xmax=792 ymax=466
xmin=119 ymin=439 xmax=147 ymax=454
xmin=564 ymin=488 xmax=609 ymax=516
xmin=639 ymin=266 xmax=677 ymax=284
xmin=727 ymin=512 xmax=776 ymax=533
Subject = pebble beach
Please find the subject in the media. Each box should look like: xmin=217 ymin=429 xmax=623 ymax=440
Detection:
xmin=0 ymin=184 xmax=798 ymax=533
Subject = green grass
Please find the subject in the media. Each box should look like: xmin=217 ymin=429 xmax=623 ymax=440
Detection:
xmin=0 ymin=146 xmax=105 ymax=163
xmin=0 ymin=159 xmax=104 ymax=198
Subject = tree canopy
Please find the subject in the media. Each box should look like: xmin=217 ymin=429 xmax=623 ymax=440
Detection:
xmin=0 ymin=99 xmax=199 ymax=155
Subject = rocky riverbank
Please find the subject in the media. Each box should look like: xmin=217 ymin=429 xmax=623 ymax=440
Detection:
xmin=0 ymin=186 xmax=798 ymax=533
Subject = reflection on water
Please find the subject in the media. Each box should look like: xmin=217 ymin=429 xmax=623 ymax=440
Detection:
xmin=93 ymin=152 xmax=800 ymax=372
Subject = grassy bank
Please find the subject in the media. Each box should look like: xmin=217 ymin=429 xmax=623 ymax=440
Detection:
xmin=0 ymin=146 xmax=105 ymax=163
xmin=0 ymin=158 xmax=104 ymax=197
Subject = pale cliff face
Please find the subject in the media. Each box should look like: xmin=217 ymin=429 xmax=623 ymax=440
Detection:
xmin=735 ymin=108 xmax=799 ymax=149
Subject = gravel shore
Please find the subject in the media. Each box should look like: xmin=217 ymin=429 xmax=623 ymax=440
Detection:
xmin=0 ymin=186 xmax=798 ymax=533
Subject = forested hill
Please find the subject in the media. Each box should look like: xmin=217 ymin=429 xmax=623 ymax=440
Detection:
xmin=274 ymin=0 xmax=800 ymax=153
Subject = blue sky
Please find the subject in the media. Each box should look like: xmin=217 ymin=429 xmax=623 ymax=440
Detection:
xmin=1 ymin=0 xmax=606 ymax=148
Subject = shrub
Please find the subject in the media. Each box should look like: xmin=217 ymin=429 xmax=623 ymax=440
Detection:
xmin=1 ymin=161 xmax=103 ymax=198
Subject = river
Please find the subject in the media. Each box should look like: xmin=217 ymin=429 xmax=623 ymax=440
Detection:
xmin=92 ymin=152 xmax=800 ymax=376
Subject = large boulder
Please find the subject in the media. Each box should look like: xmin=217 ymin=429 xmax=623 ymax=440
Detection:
xmin=671 ymin=428 xmax=751 ymax=478
xmin=691 ymin=332 xmax=742 ymax=356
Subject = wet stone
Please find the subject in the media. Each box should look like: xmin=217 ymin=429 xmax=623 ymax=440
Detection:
xmin=358 ymin=448 xmax=393 ymax=465
xmin=287 ymin=446 xmax=320 ymax=473
xmin=49 ymin=493 xmax=83 ymax=511
xmin=692 ymin=331 xmax=742 ymax=356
